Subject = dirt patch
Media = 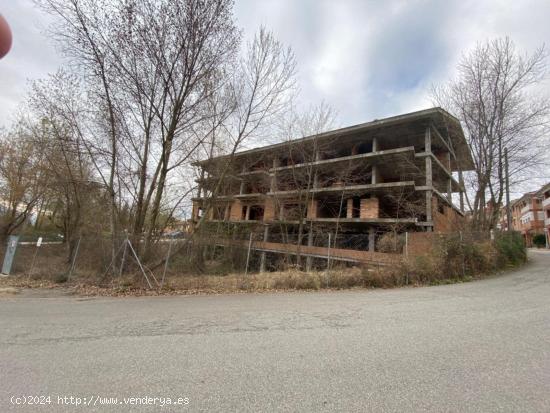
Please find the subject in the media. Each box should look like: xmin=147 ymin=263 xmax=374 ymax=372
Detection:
xmin=0 ymin=287 xmax=19 ymax=296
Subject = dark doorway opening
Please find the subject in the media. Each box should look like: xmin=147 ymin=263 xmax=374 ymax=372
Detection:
xmin=352 ymin=197 xmax=360 ymax=218
xmin=249 ymin=205 xmax=265 ymax=221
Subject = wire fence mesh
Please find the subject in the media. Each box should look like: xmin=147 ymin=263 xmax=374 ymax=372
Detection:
xmin=0 ymin=227 xmax=517 ymax=290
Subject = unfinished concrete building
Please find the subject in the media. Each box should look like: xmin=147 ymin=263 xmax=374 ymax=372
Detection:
xmin=192 ymin=108 xmax=474 ymax=267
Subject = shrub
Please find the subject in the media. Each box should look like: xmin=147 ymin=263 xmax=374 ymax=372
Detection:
xmin=377 ymin=232 xmax=405 ymax=253
xmin=533 ymin=234 xmax=546 ymax=248
xmin=271 ymin=271 xmax=321 ymax=290
xmin=54 ymin=273 xmax=68 ymax=284
xmin=401 ymin=231 xmax=522 ymax=284
xmin=410 ymin=254 xmax=443 ymax=283
xmin=325 ymin=267 xmax=366 ymax=288
xmin=494 ymin=231 xmax=526 ymax=267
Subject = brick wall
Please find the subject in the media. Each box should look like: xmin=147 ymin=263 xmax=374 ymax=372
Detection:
xmin=432 ymin=197 xmax=465 ymax=232
xmin=406 ymin=232 xmax=437 ymax=256
xmin=360 ymin=197 xmax=379 ymax=219
xmin=264 ymin=198 xmax=276 ymax=221
xmin=434 ymin=151 xmax=451 ymax=170
xmin=307 ymin=199 xmax=318 ymax=219
xmin=229 ymin=200 xmax=242 ymax=221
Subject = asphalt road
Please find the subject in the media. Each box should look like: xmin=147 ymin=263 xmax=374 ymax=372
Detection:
xmin=1 ymin=250 xmax=550 ymax=412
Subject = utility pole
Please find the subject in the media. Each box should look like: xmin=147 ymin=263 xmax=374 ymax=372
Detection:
xmin=504 ymin=147 xmax=512 ymax=231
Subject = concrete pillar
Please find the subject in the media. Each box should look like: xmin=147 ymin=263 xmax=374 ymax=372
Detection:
xmin=371 ymin=137 xmax=379 ymax=184
xmin=269 ymin=174 xmax=275 ymax=192
xmin=425 ymin=127 xmax=431 ymax=153
xmin=425 ymin=127 xmax=433 ymax=231
xmin=270 ymin=157 xmax=279 ymax=192
xmin=426 ymin=156 xmax=433 ymax=227
xmin=245 ymin=205 xmax=250 ymax=221
xmin=368 ymin=228 xmax=376 ymax=252
xmin=426 ymin=191 xmax=433 ymax=230
xmin=312 ymin=150 xmax=320 ymax=190
xmin=425 ymin=129 xmax=433 ymax=187
xmin=306 ymin=229 xmax=314 ymax=272
xmin=260 ymin=225 xmax=269 ymax=273
xmin=239 ymin=164 xmax=247 ymax=195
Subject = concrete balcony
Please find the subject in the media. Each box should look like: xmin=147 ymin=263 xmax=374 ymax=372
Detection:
xmin=543 ymin=197 xmax=550 ymax=208
xmin=521 ymin=205 xmax=531 ymax=215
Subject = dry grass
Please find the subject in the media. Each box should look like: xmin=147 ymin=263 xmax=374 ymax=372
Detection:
xmin=70 ymin=266 xmax=414 ymax=296
xmin=0 ymin=231 xmax=525 ymax=297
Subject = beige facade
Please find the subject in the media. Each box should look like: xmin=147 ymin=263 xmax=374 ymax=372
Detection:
xmin=539 ymin=183 xmax=550 ymax=248
xmin=500 ymin=188 xmax=547 ymax=247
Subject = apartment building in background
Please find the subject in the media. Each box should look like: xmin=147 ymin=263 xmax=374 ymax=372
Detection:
xmin=192 ymin=108 xmax=475 ymax=267
xmin=500 ymin=190 xmax=546 ymax=247
xmin=540 ymin=183 xmax=550 ymax=248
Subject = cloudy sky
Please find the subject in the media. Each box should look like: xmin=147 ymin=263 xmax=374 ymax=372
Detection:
xmin=1 ymin=0 xmax=550 ymax=131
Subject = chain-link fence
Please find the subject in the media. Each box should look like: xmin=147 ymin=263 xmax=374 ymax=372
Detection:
xmin=0 ymin=227 xmax=523 ymax=289
xmin=0 ymin=234 xmax=189 ymax=287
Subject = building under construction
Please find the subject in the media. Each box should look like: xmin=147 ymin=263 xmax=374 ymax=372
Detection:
xmin=192 ymin=108 xmax=475 ymax=268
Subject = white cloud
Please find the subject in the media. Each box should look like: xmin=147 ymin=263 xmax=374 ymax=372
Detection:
xmin=1 ymin=0 xmax=550 ymax=131
xmin=0 ymin=1 xmax=62 ymax=127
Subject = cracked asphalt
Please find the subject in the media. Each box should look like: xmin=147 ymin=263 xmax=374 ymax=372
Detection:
xmin=1 ymin=250 xmax=550 ymax=412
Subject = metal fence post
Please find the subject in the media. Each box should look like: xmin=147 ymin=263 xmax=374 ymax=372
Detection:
xmin=26 ymin=237 xmax=42 ymax=280
xmin=126 ymin=239 xmax=153 ymax=289
xmin=326 ymin=233 xmax=332 ymax=288
xmin=67 ymin=237 xmax=81 ymax=282
xmin=327 ymin=233 xmax=332 ymax=269
xmin=118 ymin=236 xmax=128 ymax=278
xmin=160 ymin=239 xmax=174 ymax=290
xmin=245 ymin=232 xmax=253 ymax=276
xmin=404 ymin=232 xmax=409 ymax=285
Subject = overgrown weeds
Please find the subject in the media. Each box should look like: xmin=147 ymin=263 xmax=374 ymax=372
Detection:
xmin=1 ymin=230 xmax=528 ymax=295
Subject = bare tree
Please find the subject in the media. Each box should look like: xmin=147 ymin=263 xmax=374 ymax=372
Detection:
xmin=194 ymin=27 xmax=297 ymax=230
xmin=28 ymin=71 xmax=116 ymax=257
xmin=0 ymin=123 xmax=46 ymax=241
xmin=36 ymin=0 xmax=241 ymax=259
xmin=432 ymin=37 xmax=550 ymax=229
xmin=273 ymin=102 xmax=336 ymax=267
xmin=36 ymin=0 xmax=127 ymax=263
